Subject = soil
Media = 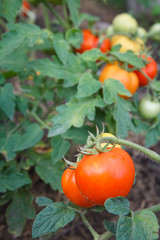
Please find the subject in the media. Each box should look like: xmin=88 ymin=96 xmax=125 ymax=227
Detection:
xmin=1 ymin=1 xmax=160 ymax=240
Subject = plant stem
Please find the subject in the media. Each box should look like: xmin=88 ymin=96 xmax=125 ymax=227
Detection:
xmin=99 ymin=137 xmax=160 ymax=164
xmin=99 ymin=231 xmax=113 ymax=240
xmin=42 ymin=4 xmax=51 ymax=30
xmin=30 ymin=112 xmax=50 ymax=130
xmin=79 ymin=212 xmax=100 ymax=240
xmin=42 ymin=0 xmax=69 ymax=29
xmin=145 ymin=204 xmax=160 ymax=213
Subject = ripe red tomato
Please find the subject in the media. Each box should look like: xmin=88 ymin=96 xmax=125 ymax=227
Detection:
xmin=75 ymin=29 xmax=98 ymax=54
xmin=99 ymin=63 xmax=139 ymax=97
xmin=134 ymin=55 xmax=158 ymax=86
xmin=99 ymin=37 xmax=111 ymax=53
xmin=61 ymin=167 xmax=94 ymax=208
xmin=75 ymin=148 xmax=135 ymax=206
xmin=22 ymin=0 xmax=30 ymax=17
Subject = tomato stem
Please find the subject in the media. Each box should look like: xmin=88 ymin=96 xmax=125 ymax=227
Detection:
xmin=42 ymin=4 xmax=51 ymax=30
xmin=79 ymin=212 xmax=100 ymax=240
xmin=99 ymin=137 xmax=160 ymax=164
xmin=42 ymin=0 xmax=69 ymax=29
xmin=143 ymin=204 xmax=160 ymax=213
xmin=99 ymin=231 xmax=113 ymax=240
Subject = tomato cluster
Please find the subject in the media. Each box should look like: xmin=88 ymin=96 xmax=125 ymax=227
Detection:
xmin=75 ymin=29 xmax=110 ymax=54
xmin=61 ymin=138 xmax=135 ymax=207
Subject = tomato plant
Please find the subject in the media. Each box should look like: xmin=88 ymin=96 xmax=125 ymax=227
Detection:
xmin=1 ymin=0 xmax=160 ymax=239
xmin=32 ymin=131 xmax=160 ymax=240
xmin=139 ymin=96 xmax=160 ymax=119
xmin=61 ymin=167 xmax=94 ymax=208
xmin=99 ymin=63 xmax=139 ymax=96
xmin=134 ymin=55 xmax=158 ymax=86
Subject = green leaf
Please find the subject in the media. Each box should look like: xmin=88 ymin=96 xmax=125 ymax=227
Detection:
xmin=0 ymin=0 xmax=22 ymax=23
xmin=113 ymin=98 xmax=132 ymax=138
xmin=51 ymin=136 xmax=70 ymax=163
xmin=48 ymin=96 xmax=105 ymax=137
xmin=14 ymin=123 xmax=44 ymax=151
xmin=6 ymin=188 xmax=35 ymax=236
xmin=0 ymin=83 xmax=15 ymax=120
xmin=77 ymin=72 xmax=101 ymax=98
xmin=53 ymin=34 xmax=69 ymax=64
xmin=145 ymin=124 xmax=160 ymax=147
xmin=105 ymin=197 xmax=130 ymax=216
xmin=132 ymin=118 xmax=150 ymax=134
xmin=5 ymin=132 xmax=20 ymax=161
xmin=62 ymin=125 xmax=93 ymax=144
xmin=0 ymin=166 xmax=31 ymax=193
xmin=32 ymin=202 xmax=76 ymax=239
xmin=104 ymin=220 xmax=117 ymax=234
xmin=103 ymin=79 xmax=131 ymax=104
xmin=0 ymin=73 xmax=5 ymax=85
xmin=77 ymin=13 xmax=99 ymax=26
xmin=0 ymin=23 xmax=48 ymax=61
xmin=30 ymin=54 xmax=86 ymax=87
xmin=35 ymin=160 xmax=64 ymax=191
xmin=111 ymin=51 xmax=145 ymax=68
xmin=150 ymin=80 xmax=160 ymax=92
xmin=116 ymin=210 xmax=159 ymax=240
xmin=36 ymin=197 xmax=53 ymax=206
xmin=66 ymin=28 xmax=83 ymax=48
xmin=66 ymin=0 xmax=80 ymax=28
xmin=80 ymin=48 xmax=104 ymax=62
xmin=16 ymin=95 xmax=29 ymax=115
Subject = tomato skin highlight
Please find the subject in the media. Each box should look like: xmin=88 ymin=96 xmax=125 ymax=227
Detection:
xmin=61 ymin=167 xmax=94 ymax=208
xmin=99 ymin=63 xmax=139 ymax=97
xmin=134 ymin=55 xmax=158 ymax=86
xmin=75 ymin=29 xmax=98 ymax=54
xmin=75 ymin=148 xmax=135 ymax=206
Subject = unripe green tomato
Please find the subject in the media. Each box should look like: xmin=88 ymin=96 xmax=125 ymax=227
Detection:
xmin=113 ymin=13 xmax=138 ymax=34
xmin=149 ymin=23 xmax=160 ymax=41
xmin=137 ymin=27 xmax=147 ymax=38
xmin=139 ymin=96 xmax=160 ymax=120
xmin=106 ymin=25 xmax=114 ymax=36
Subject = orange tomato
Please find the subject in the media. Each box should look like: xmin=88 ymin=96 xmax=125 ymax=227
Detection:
xmin=99 ymin=63 xmax=139 ymax=97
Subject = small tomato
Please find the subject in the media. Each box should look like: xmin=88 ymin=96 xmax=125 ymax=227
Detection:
xmin=22 ymin=0 xmax=30 ymax=17
xmin=111 ymin=35 xmax=144 ymax=53
xmin=99 ymin=63 xmax=139 ymax=97
xmin=99 ymin=37 xmax=111 ymax=53
xmin=75 ymin=29 xmax=98 ymax=54
xmin=112 ymin=13 xmax=138 ymax=34
xmin=139 ymin=96 xmax=160 ymax=119
xmin=61 ymin=167 xmax=94 ymax=208
xmin=134 ymin=55 xmax=158 ymax=86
